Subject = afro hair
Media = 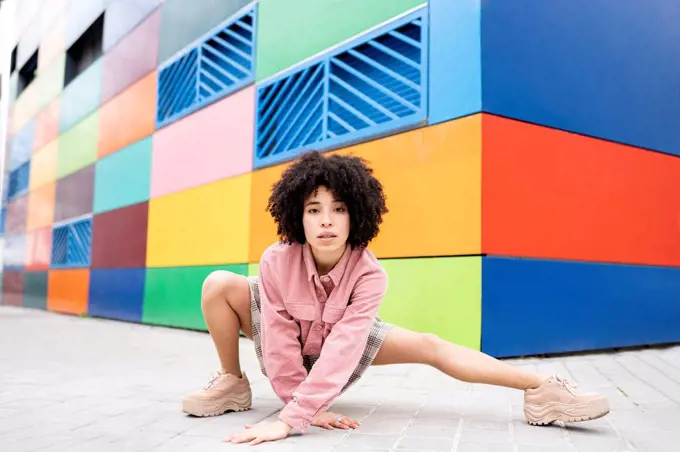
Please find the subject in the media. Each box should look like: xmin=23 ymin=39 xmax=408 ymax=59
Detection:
xmin=266 ymin=151 xmax=388 ymax=248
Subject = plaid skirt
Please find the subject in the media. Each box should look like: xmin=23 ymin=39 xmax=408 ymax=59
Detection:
xmin=246 ymin=276 xmax=393 ymax=393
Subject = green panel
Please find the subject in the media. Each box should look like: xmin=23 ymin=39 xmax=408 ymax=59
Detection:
xmin=158 ymin=0 xmax=251 ymax=64
xmin=247 ymin=263 xmax=259 ymax=276
xmin=378 ymin=256 xmax=482 ymax=350
xmin=143 ymin=264 xmax=249 ymax=330
xmin=38 ymin=53 xmax=66 ymax=110
xmin=256 ymin=0 xmax=425 ymax=81
xmin=60 ymin=58 xmax=103 ymax=133
xmin=94 ymin=137 xmax=152 ymax=214
xmin=23 ymin=271 xmax=48 ymax=310
xmin=57 ymin=110 xmax=99 ymax=179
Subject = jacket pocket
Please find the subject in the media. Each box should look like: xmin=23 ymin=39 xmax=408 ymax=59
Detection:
xmin=322 ymin=305 xmax=345 ymax=324
xmin=283 ymin=302 xmax=316 ymax=321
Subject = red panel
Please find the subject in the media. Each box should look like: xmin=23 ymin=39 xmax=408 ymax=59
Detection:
xmin=25 ymin=227 xmax=52 ymax=270
xmin=91 ymin=202 xmax=148 ymax=268
xmin=2 ymin=272 xmax=24 ymax=306
xmin=482 ymin=114 xmax=680 ymax=266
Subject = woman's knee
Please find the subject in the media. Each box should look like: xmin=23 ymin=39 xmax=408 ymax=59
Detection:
xmin=201 ymin=271 xmax=242 ymax=303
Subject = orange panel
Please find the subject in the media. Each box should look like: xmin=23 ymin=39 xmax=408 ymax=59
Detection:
xmin=34 ymin=98 xmax=61 ymax=151
xmin=249 ymin=162 xmax=292 ymax=262
xmin=482 ymin=114 xmax=680 ymax=266
xmin=25 ymin=227 xmax=52 ymax=270
xmin=248 ymin=115 xmax=482 ymax=261
xmin=98 ymin=71 xmax=157 ymax=158
xmin=27 ymin=183 xmax=56 ymax=231
xmin=47 ymin=269 xmax=90 ymax=315
xmin=338 ymin=115 xmax=481 ymax=258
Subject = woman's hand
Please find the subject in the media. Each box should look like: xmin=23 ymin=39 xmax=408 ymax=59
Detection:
xmin=225 ymin=420 xmax=293 ymax=445
xmin=312 ymin=411 xmax=360 ymax=430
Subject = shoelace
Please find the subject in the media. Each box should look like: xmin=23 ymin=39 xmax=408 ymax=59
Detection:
xmin=203 ymin=371 xmax=227 ymax=390
xmin=554 ymin=375 xmax=578 ymax=393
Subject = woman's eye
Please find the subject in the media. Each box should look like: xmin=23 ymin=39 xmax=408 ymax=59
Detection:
xmin=336 ymin=207 xmax=346 ymax=212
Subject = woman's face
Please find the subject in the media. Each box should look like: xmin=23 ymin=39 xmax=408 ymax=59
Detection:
xmin=302 ymin=185 xmax=350 ymax=253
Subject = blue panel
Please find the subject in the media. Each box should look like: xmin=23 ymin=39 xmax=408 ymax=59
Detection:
xmin=89 ymin=268 xmax=146 ymax=322
xmin=482 ymin=256 xmax=680 ymax=358
xmin=482 ymin=0 xmax=680 ymax=156
xmin=254 ymin=6 xmax=428 ymax=169
xmin=156 ymin=6 xmax=256 ymax=128
xmin=9 ymin=120 xmax=35 ymax=171
xmin=428 ymin=0 xmax=481 ymax=125
xmin=51 ymin=217 xmax=93 ymax=268
xmin=8 ymin=162 xmax=30 ymax=200
xmin=60 ymin=59 xmax=103 ymax=133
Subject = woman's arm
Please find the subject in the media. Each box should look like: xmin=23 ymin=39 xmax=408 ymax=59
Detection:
xmin=259 ymin=253 xmax=308 ymax=406
xmin=277 ymin=268 xmax=387 ymax=432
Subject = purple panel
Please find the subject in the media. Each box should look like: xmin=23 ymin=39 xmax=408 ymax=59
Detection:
xmin=101 ymin=9 xmax=161 ymax=104
xmin=5 ymin=194 xmax=28 ymax=236
xmin=54 ymin=164 xmax=95 ymax=223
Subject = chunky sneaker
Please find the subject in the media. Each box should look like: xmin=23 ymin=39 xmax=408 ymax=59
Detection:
xmin=524 ymin=375 xmax=610 ymax=425
xmin=182 ymin=370 xmax=252 ymax=417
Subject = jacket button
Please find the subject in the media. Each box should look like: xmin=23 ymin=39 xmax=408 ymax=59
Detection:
xmin=315 ymin=325 xmax=322 ymax=331
xmin=310 ymin=348 xmax=316 ymax=354
xmin=318 ymin=295 xmax=326 ymax=302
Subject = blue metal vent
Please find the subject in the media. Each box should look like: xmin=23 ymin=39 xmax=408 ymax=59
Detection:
xmin=51 ymin=217 xmax=92 ymax=268
xmin=255 ymin=6 xmax=428 ymax=168
xmin=8 ymin=161 xmax=30 ymax=200
xmin=156 ymin=6 xmax=257 ymax=128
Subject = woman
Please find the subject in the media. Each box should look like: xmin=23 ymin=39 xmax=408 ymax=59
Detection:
xmin=182 ymin=151 xmax=610 ymax=446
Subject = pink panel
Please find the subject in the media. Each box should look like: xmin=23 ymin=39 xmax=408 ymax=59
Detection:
xmin=151 ymin=86 xmax=255 ymax=198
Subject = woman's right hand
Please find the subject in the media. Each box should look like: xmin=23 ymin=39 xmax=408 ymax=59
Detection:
xmin=312 ymin=411 xmax=360 ymax=430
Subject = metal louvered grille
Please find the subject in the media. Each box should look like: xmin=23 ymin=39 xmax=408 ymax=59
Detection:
xmin=156 ymin=7 xmax=256 ymax=128
xmin=8 ymin=161 xmax=30 ymax=200
xmin=254 ymin=7 xmax=427 ymax=168
xmin=51 ymin=217 xmax=92 ymax=268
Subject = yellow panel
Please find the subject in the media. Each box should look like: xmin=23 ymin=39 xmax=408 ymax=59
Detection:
xmin=12 ymin=80 xmax=40 ymax=135
xmin=248 ymin=162 xmax=292 ymax=263
xmin=29 ymin=139 xmax=59 ymax=190
xmin=336 ymin=115 xmax=481 ymax=258
xmin=147 ymin=174 xmax=252 ymax=267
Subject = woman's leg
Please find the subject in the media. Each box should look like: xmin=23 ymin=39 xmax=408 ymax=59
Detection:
xmin=372 ymin=326 xmax=546 ymax=389
xmin=372 ymin=326 xmax=610 ymax=424
xmin=182 ymin=271 xmax=254 ymax=417
xmin=200 ymin=271 xmax=254 ymax=377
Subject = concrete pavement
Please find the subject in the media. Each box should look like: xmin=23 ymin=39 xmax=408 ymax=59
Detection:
xmin=1 ymin=306 xmax=678 ymax=451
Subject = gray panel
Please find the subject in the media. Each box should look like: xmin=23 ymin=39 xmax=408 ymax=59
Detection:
xmin=103 ymin=0 xmax=162 ymax=51
xmin=65 ymin=0 xmax=106 ymax=50
xmin=158 ymin=0 xmax=252 ymax=64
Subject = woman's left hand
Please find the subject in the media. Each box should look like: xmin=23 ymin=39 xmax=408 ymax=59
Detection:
xmin=225 ymin=420 xmax=293 ymax=445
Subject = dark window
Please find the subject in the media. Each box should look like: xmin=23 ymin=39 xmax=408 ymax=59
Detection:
xmin=64 ymin=14 xmax=104 ymax=87
xmin=10 ymin=45 xmax=17 ymax=73
xmin=17 ymin=50 xmax=38 ymax=96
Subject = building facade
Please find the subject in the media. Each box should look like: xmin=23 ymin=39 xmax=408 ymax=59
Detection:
xmin=1 ymin=0 xmax=679 ymax=357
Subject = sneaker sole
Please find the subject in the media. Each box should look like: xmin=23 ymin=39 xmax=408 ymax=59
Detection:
xmin=182 ymin=392 xmax=252 ymax=417
xmin=525 ymin=397 xmax=610 ymax=425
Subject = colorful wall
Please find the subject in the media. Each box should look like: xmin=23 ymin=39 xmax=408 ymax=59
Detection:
xmin=2 ymin=0 xmax=679 ymax=358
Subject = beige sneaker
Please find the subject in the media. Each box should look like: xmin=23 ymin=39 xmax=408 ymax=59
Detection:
xmin=524 ymin=375 xmax=610 ymax=425
xmin=182 ymin=370 xmax=252 ymax=417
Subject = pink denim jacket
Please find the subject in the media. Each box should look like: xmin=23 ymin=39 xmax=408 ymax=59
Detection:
xmin=258 ymin=241 xmax=387 ymax=432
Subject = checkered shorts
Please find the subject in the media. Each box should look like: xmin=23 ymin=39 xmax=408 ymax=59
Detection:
xmin=247 ymin=276 xmax=393 ymax=393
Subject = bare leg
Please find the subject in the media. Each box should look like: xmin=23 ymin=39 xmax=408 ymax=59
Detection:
xmin=201 ymin=271 xmax=253 ymax=377
xmin=373 ymin=327 xmax=546 ymax=390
